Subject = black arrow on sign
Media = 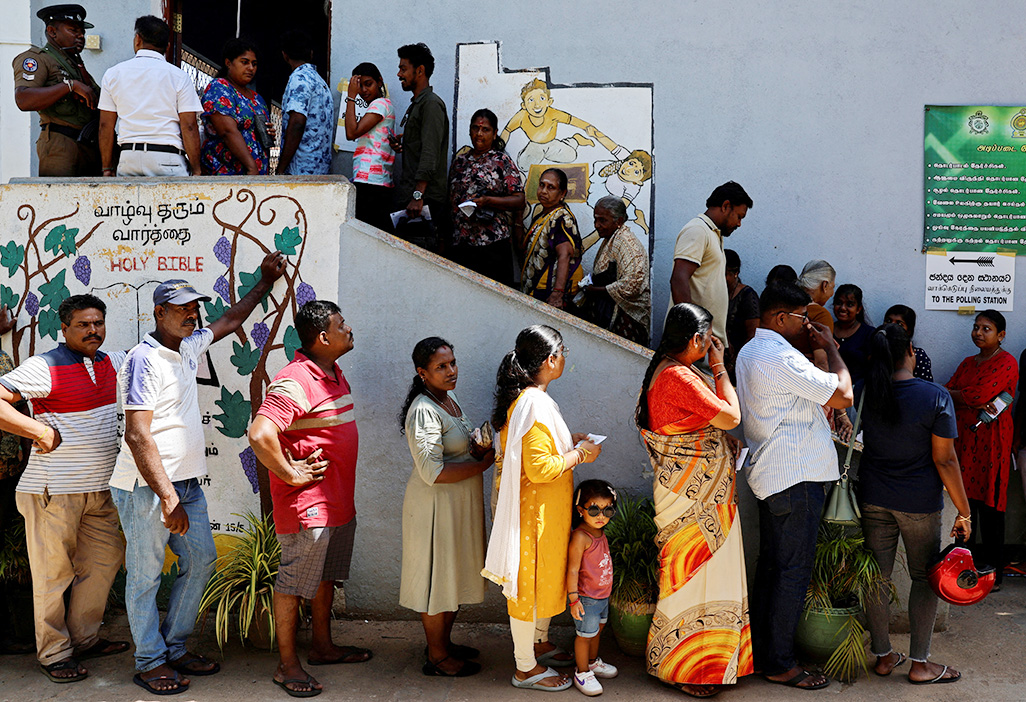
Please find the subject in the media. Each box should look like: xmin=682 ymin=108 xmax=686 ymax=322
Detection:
xmin=949 ymin=256 xmax=995 ymax=267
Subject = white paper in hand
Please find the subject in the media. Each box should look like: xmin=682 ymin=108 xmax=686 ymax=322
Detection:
xmin=575 ymin=433 xmax=607 ymax=448
xmin=735 ymin=447 xmax=749 ymax=472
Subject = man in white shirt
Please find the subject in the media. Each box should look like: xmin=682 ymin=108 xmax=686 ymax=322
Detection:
xmin=97 ymin=15 xmax=201 ymax=177
xmin=669 ymin=181 xmax=752 ymax=348
xmin=108 ymin=251 xmax=284 ymax=696
xmin=735 ymin=282 xmax=852 ymax=691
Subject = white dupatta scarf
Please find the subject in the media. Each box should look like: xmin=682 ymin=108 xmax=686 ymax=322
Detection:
xmin=482 ymin=386 xmax=573 ymax=601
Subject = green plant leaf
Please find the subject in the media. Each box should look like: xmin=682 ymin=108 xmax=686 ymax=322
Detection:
xmin=230 ymin=339 xmax=261 ymax=376
xmin=0 ymin=285 xmax=20 ymax=310
xmin=204 ymin=298 xmax=227 ymax=324
xmin=38 ymin=308 xmax=60 ymax=340
xmin=212 ymin=387 xmax=250 ymax=438
xmin=38 ymin=270 xmax=69 ymax=312
xmin=237 ymin=267 xmax=270 ymax=313
xmin=283 ymin=325 xmax=301 ymax=361
xmin=0 ymin=241 xmax=25 ymax=277
xmin=43 ymin=224 xmax=78 ymax=258
xmin=273 ymin=226 xmax=302 ymax=256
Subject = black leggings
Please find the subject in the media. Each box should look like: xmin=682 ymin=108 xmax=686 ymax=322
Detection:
xmin=969 ymin=498 xmax=1005 ymax=585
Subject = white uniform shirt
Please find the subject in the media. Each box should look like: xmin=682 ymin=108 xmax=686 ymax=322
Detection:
xmin=98 ymin=49 xmax=202 ymax=148
xmin=735 ymin=328 xmax=840 ymax=500
xmin=109 ymin=329 xmax=213 ymax=490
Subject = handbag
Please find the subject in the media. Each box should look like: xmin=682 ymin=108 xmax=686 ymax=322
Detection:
xmin=822 ymin=392 xmax=864 ymax=526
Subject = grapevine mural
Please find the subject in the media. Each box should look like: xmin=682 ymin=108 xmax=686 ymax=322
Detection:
xmin=0 ymin=180 xmax=345 ymax=528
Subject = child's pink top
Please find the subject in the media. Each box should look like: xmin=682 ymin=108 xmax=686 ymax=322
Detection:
xmin=575 ymin=527 xmax=612 ymax=599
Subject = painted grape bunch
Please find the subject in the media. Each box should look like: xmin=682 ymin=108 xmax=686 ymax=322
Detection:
xmin=24 ymin=292 xmax=39 ymax=317
xmin=296 ymin=282 xmax=316 ymax=307
xmin=213 ymin=275 xmax=230 ymax=302
xmin=213 ymin=236 xmax=232 ymax=267
xmin=250 ymin=322 xmax=269 ymax=349
xmin=238 ymin=447 xmax=259 ymax=493
xmin=72 ymin=256 xmax=91 ymax=286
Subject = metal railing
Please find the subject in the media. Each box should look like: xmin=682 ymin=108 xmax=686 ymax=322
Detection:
xmin=181 ymin=45 xmax=282 ymax=173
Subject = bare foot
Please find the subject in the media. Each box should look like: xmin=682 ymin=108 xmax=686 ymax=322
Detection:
xmin=274 ymin=662 xmax=322 ymax=694
xmin=909 ymin=660 xmax=961 ymax=683
xmin=676 ymin=682 xmax=720 ymax=697
xmin=140 ymin=663 xmax=190 ymax=692
xmin=515 ymin=664 xmax=569 ymax=688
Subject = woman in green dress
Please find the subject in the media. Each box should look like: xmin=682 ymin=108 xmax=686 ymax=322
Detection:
xmin=398 ymin=337 xmax=495 ymax=677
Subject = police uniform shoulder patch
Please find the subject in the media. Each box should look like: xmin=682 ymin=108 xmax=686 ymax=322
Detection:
xmin=22 ymin=57 xmax=37 ymax=72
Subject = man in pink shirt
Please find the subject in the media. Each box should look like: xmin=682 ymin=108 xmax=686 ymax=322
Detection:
xmin=248 ymin=300 xmax=370 ymax=698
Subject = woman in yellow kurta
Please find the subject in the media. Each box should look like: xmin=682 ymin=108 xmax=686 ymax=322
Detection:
xmin=483 ymin=325 xmax=603 ymax=691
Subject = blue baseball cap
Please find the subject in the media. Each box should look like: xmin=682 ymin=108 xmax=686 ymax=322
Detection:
xmin=153 ymin=279 xmax=211 ymax=306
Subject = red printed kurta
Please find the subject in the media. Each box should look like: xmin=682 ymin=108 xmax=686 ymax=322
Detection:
xmin=946 ymin=350 xmax=1018 ymax=511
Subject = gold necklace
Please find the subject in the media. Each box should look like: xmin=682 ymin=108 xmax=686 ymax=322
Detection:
xmin=425 ymin=387 xmax=459 ymax=417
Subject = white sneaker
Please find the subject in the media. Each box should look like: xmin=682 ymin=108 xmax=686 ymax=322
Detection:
xmin=574 ymin=669 xmax=603 ymax=696
xmin=589 ymin=657 xmax=618 ymax=679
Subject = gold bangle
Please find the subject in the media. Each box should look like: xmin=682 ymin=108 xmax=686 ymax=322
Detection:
xmin=579 ymin=447 xmax=591 ymax=459
xmin=956 ymin=514 xmax=971 ymax=523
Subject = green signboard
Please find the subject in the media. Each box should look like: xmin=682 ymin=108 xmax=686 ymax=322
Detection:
xmin=924 ymin=105 xmax=1026 ymax=254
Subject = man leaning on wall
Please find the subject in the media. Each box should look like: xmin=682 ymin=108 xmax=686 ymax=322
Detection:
xmin=97 ymin=16 xmax=202 ymax=177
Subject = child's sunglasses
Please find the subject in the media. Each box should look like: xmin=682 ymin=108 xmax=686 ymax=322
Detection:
xmin=583 ymin=505 xmax=616 ymax=518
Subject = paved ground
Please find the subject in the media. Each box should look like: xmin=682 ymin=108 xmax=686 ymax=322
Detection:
xmin=0 ymin=577 xmax=1023 ymax=702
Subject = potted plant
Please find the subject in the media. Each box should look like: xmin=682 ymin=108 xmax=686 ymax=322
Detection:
xmin=796 ymin=522 xmax=894 ymax=681
xmin=0 ymin=512 xmax=35 ymax=645
xmin=604 ymin=493 xmax=659 ymax=656
xmin=198 ymin=511 xmax=280 ymax=651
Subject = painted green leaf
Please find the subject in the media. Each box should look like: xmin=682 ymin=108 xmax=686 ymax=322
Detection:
xmin=43 ymin=224 xmax=79 ymax=258
xmin=230 ymin=339 xmax=261 ymax=376
xmin=0 ymin=241 xmax=25 ymax=277
xmin=38 ymin=308 xmax=60 ymax=340
xmin=0 ymin=285 xmax=20 ymax=310
xmin=38 ymin=269 xmax=69 ymax=311
xmin=283 ymin=325 xmax=301 ymax=361
xmin=274 ymin=226 xmax=302 ymax=256
xmin=212 ymin=386 xmax=250 ymax=438
xmin=237 ymin=267 xmax=270 ymax=313
xmin=204 ymin=298 xmax=227 ymax=324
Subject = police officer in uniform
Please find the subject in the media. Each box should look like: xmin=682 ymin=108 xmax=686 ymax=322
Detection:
xmin=13 ymin=5 xmax=101 ymax=176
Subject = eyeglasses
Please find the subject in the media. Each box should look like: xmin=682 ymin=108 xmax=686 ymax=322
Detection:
xmin=561 ymin=345 xmax=570 ymax=357
xmin=582 ymin=505 xmax=616 ymax=518
xmin=786 ymin=312 xmax=809 ymax=323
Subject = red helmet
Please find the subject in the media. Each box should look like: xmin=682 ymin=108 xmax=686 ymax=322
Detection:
xmin=928 ymin=540 xmax=995 ymax=606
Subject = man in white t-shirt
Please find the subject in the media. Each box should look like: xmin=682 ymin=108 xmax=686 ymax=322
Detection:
xmin=97 ymin=15 xmax=202 ymax=177
xmin=108 ymin=252 xmax=284 ymax=696
xmin=669 ymin=181 xmax=753 ymax=348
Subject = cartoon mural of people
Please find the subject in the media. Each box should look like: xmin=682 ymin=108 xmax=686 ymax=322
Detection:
xmin=500 ymin=78 xmax=629 ymax=172
xmin=579 ymin=150 xmax=653 ymax=254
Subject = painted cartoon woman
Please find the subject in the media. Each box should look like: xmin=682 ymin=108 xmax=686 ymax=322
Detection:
xmin=581 ymin=150 xmax=653 ymax=252
xmin=500 ymin=78 xmax=628 ymax=172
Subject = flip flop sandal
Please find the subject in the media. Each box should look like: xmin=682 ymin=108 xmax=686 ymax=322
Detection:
xmin=169 ymin=652 xmax=221 ymax=676
xmin=272 ymin=674 xmax=322 ymax=698
xmin=511 ymin=666 xmax=573 ymax=691
xmin=536 ymin=647 xmax=575 ymax=668
xmin=76 ymin=638 xmax=130 ymax=660
xmin=909 ymin=665 xmax=962 ymax=685
xmin=422 ymin=655 xmax=482 ymax=677
xmin=666 ymin=682 xmax=721 ymax=698
xmin=307 ymin=646 xmax=373 ymax=665
xmin=873 ymin=652 xmax=907 ymax=676
xmin=133 ymin=671 xmax=190 ymax=696
xmin=40 ymin=659 xmax=87 ymax=684
xmin=763 ymin=669 xmax=830 ymax=690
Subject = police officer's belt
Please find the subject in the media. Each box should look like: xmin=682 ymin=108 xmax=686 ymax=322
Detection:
xmin=44 ymin=123 xmax=82 ymax=139
xmin=122 ymin=143 xmax=186 ymax=156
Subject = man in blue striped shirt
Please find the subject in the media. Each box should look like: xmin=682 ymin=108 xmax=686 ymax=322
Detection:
xmin=736 ymin=282 xmax=853 ymax=691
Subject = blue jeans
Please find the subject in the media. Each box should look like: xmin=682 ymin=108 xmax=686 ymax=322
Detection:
xmin=573 ymin=596 xmax=609 ymax=638
xmin=111 ymin=479 xmax=216 ymax=672
xmin=751 ymin=480 xmax=830 ymax=675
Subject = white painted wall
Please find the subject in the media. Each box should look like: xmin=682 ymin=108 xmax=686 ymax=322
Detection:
xmin=0 ymin=0 xmax=32 ymax=183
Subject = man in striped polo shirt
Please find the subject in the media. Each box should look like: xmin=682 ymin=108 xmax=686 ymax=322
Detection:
xmin=248 ymin=300 xmax=369 ymax=698
xmin=735 ymin=282 xmax=853 ymax=692
xmin=109 ymin=251 xmax=285 ymax=696
xmin=0 ymin=294 xmax=129 ymax=684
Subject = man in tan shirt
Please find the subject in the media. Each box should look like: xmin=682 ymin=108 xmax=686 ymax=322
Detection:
xmin=669 ymin=181 xmax=753 ymax=348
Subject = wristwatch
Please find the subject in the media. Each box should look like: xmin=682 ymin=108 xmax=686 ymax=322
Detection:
xmin=412 ymin=190 xmax=423 ymax=201
xmin=63 ymin=78 xmax=74 ymax=94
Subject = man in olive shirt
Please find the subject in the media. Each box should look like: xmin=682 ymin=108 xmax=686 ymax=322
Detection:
xmin=13 ymin=5 xmax=101 ymax=176
xmin=391 ymin=43 xmax=450 ymax=250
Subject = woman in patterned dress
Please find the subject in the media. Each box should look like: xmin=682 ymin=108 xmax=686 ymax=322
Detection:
xmin=636 ymin=303 xmax=752 ymax=698
xmin=448 ymin=108 xmax=525 ymax=286
xmin=200 ymin=39 xmax=272 ymax=175
xmin=520 ymin=169 xmax=583 ymax=310
xmin=946 ymin=309 xmax=1018 ymax=590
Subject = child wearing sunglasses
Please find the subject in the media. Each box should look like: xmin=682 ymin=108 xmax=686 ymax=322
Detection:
xmin=566 ymin=480 xmax=618 ymax=696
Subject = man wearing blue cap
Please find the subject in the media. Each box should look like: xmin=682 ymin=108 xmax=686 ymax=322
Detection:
xmin=108 ymin=251 xmax=285 ymax=696
xmin=13 ymin=5 xmax=102 ymax=176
